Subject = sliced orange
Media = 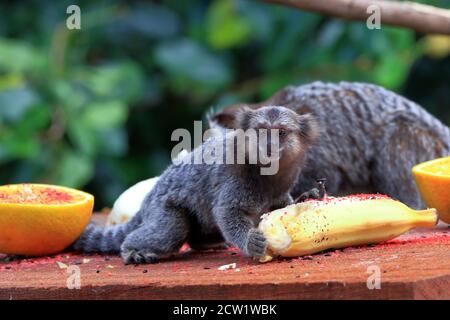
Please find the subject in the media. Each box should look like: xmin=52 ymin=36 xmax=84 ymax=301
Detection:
xmin=0 ymin=184 xmax=94 ymax=256
xmin=412 ymin=156 xmax=450 ymax=223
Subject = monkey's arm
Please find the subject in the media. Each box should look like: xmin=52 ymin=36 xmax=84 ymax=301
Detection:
xmin=295 ymin=188 xmax=320 ymax=203
xmin=213 ymin=204 xmax=267 ymax=258
xmin=270 ymin=193 xmax=294 ymax=210
xmin=295 ymin=178 xmax=327 ymax=203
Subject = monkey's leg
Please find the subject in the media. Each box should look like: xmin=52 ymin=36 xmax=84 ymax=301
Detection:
xmin=371 ymin=114 xmax=448 ymax=209
xmin=120 ymin=208 xmax=189 ymax=264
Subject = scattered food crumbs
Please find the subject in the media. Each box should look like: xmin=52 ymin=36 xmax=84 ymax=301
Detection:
xmin=82 ymin=258 xmax=91 ymax=264
xmin=56 ymin=261 xmax=68 ymax=269
xmin=301 ymin=256 xmax=313 ymax=260
xmin=106 ymin=265 xmax=114 ymax=269
xmin=203 ymin=267 xmax=210 ymax=270
xmin=143 ymin=269 xmax=148 ymax=273
xmin=96 ymin=270 xmax=100 ymax=273
xmin=218 ymin=263 xmax=236 ymax=271
xmin=235 ymin=268 xmax=240 ymax=272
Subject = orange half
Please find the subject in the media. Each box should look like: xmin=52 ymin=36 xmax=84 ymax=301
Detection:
xmin=0 ymin=184 xmax=94 ymax=256
xmin=412 ymin=157 xmax=450 ymax=223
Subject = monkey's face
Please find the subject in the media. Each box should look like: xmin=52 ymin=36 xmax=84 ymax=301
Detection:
xmin=237 ymin=106 xmax=319 ymax=165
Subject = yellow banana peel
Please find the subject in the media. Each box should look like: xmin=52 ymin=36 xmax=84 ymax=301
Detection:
xmin=258 ymin=195 xmax=438 ymax=262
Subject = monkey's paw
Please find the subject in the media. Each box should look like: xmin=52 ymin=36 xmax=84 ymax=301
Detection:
xmin=245 ymin=228 xmax=267 ymax=259
xmin=121 ymin=248 xmax=158 ymax=265
xmin=295 ymin=188 xmax=320 ymax=203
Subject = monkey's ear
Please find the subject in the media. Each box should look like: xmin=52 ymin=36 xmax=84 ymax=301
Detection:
xmin=297 ymin=113 xmax=320 ymax=144
xmin=209 ymin=111 xmax=237 ymax=129
xmin=208 ymin=105 xmax=253 ymax=129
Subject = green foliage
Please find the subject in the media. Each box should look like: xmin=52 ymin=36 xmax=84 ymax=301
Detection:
xmin=0 ymin=0 xmax=449 ymax=208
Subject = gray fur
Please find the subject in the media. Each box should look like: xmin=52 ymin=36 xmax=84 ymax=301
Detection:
xmin=210 ymin=81 xmax=450 ymax=209
xmin=73 ymin=106 xmax=319 ymax=264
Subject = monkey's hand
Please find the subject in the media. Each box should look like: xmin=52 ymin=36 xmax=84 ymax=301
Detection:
xmin=295 ymin=188 xmax=320 ymax=203
xmin=245 ymin=228 xmax=267 ymax=259
xmin=270 ymin=193 xmax=294 ymax=211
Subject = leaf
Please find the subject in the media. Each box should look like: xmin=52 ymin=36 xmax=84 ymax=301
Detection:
xmin=0 ymin=39 xmax=47 ymax=73
xmin=106 ymin=3 xmax=180 ymax=40
xmin=52 ymin=80 xmax=90 ymax=112
xmin=317 ymin=21 xmax=345 ymax=48
xmin=423 ymin=35 xmax=450 ymax=59
xmin=84 ymin=62 xmax=145 ymax=103
xmin=259 ymin=73 xmax=295 ymax=99
xmin=206 ymin=0 xmax=251 ymax=49
xmin=154 ymin=39 xmax=232 ymax=90
xmin=0 ymin=129 xmax=40 ymax=159
xmin=372 ymin=54 xmax=410 ymax=89
xmin=0 ymin=87 xmax=40 ymax=123
xmin=82 ymin=101 xmax=128 ymax=130
xmin=15 ymin=104 xmax=52 ymax=133
xmin=98 ymin=128 xmax=128 ymax=156
xmin=67 ymin=120 xmax=98 ymax=156
xmin=236 ymin=0 xmax=275 ymax=43
xmin=126 ymin=3 xmax=180 ymax=39
xmin=261 ymin=11 xmax=321 ymax=72
xmin=54 ymin=150 xmax=94 ymax=188
xmin=0 ymin=73 xmax=25 ymax=91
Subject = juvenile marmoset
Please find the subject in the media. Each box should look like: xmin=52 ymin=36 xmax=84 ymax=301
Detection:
xmin=74 ymin=106 xmax=319 ymax=264
xmin=210 ymin=81 xmax=450 ymax=209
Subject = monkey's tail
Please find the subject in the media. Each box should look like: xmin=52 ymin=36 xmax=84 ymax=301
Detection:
xmin=72 ymin=212 xmax=142 ymax=253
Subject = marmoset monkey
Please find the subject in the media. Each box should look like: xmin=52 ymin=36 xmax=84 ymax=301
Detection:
xmin=74 ymin=106 xmax=319 ymax=264
xmin=210 ymin=81 xmax=450 ymax=209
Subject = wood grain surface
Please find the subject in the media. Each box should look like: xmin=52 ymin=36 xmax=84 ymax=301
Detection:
xmin=0 ymin=214 xmax=449 ymax=300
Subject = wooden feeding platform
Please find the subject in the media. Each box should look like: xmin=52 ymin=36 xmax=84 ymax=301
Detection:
xmin=0 ymin=213 xmax=449 ymax=300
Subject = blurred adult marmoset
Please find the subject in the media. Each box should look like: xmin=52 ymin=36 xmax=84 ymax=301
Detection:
xmin=209 ymin=81 xmax=450 ymax=209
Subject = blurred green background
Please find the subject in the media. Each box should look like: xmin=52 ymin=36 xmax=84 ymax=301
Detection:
xmin=0 ymin=0 xmax=449 ymax=209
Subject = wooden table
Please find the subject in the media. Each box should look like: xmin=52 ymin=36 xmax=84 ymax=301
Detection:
xmin=0 ymin=214 xmax=449 ymax=300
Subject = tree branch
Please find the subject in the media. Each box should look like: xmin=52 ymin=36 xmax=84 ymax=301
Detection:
xmin=263 ymin=0 xmax=450 ymax=35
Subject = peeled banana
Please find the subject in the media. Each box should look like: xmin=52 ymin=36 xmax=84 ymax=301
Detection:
xmin=258 ymin=194 xmax=438 ymax=262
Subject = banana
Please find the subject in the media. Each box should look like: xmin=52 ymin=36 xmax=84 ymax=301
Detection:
xmin=258 ymin=194 xmax=438 ymax=262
